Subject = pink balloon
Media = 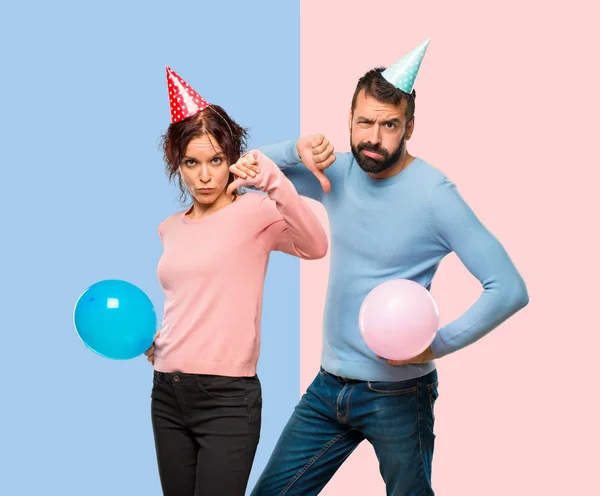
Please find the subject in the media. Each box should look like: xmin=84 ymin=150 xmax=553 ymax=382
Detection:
xmin=359 ymin=279 xmax=439 ymax=361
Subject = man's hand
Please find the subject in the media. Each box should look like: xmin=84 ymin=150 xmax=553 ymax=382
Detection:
xmin=144 ymin=330 xmax=160 ymax=365
xmin=379 ymin=346 xmax=435 ymax=366
xmin=296 ymin=135 xmax=336 ymax=194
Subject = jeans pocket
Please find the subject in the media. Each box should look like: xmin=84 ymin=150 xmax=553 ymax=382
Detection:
xmin=367 ymin=381 xmax=417 ymax=395
xmin=198 ymin=376 xmax=248 ymax=400
xmin=427 ymin=381 xmax=439 ymax=419
xmin=246 ymin=377 xmax=262 ymax=424
xmin=150 ymin=373 xmax=160 ymax=400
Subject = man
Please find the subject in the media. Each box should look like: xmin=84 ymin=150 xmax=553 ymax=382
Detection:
xmin=231 ymin=40 xmax=529 ymax=495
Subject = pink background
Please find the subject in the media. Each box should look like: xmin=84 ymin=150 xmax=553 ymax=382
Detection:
xmin=299 ymin=0 xmax=599 ymax=494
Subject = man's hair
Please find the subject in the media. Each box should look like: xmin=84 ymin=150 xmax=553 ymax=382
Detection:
xmin=351 ymin=67 xmax=416 ymax=121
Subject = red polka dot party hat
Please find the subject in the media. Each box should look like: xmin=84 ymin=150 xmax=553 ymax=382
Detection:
xmin=166 ymin=66 xmax=209 ymax=123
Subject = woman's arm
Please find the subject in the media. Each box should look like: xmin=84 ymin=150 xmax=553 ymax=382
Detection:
xmin=230 ymin=149 xmax=329 ymax=259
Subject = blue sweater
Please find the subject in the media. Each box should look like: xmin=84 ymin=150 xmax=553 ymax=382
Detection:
xmin=260 ymin=141 xmax=529 ymax=381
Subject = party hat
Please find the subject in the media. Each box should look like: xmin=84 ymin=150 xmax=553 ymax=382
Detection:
xmin=166 ymin=66 xmax=209 ymax=123
xmin=382 ymin=39 xmax=430 ymax=93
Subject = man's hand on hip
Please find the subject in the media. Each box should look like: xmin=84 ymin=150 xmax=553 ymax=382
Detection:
xmin=379 ymin=346 xmax=435 ymax=366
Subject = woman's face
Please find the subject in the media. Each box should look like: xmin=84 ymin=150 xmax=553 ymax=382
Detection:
xmin=179 ymin=134 xmax=232 ymax=206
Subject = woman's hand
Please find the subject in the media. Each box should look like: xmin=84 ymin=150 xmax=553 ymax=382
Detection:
xmin=227 ymin=150 xmax=272 ymax=195
xmin=229 ymin=151 xmax=261 ymax=181
xmin=144 ymin=330 xmax=160 ymax=365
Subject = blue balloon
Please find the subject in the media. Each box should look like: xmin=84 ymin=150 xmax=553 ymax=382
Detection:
xmin=73 ymin=279 xmax=157 ymax=360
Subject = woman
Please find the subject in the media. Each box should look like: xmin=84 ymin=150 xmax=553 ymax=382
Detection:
xmin=145 ymin=67 xmax=328 ymax=496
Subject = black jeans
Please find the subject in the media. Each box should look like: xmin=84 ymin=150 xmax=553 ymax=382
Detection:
xmin=151 ymin=370 xmax=262 ymax=496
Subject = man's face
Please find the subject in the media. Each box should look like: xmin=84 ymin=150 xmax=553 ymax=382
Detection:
xmin=349 ymin=90 xmax=413 ymax=174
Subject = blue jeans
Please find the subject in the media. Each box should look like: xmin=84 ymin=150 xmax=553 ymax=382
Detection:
xmin=251 ymin=367 xmax=438 ymax=496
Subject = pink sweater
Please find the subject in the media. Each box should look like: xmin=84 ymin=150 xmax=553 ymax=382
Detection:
xmin=154 ymin=150 xmax=328 ymax=376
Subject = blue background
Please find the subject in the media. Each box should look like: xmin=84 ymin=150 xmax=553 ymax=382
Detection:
xmin=0 ymin=1 xmax=300 ymax=494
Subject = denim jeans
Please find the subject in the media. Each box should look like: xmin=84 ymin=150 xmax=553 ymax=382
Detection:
xmin=251 ymin=367 xmax=438 ymax=496
xmin=151 ymin=370 xmax=262 ymax=496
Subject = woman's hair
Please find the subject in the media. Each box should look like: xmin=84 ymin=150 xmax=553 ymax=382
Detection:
xmin=160 ymin=104 xmax=249 ymax=203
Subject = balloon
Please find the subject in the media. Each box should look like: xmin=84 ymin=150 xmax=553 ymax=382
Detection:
xmin=359 ymin=279 xmax=439 ymax=361
xmin=73 ymin=279 xmax=157 ymax=360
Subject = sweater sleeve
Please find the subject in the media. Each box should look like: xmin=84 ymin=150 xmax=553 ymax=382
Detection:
xmin=257 ymin=140 xmax=327 ymax=202
xmin=248 ymin=150 xmax=328 ymax=260
xmin=427 ymin=178 xmax=529 ymax=358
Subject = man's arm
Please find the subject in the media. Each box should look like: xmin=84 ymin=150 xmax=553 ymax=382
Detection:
xmin=258 ymin=140 xmax=325 ymax=202
xmin=428 ymin=178 xmax=529 ymax=358
xmin=255 ymin=136 xmax=336 ymax=202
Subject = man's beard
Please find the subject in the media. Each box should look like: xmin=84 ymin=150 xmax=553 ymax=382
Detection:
xmin=351 ymin=134 xmax=406 ymax=174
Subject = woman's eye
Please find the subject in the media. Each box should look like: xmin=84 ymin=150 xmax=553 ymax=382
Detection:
xmin=212 ymin=157 xmax=222 ymax=165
